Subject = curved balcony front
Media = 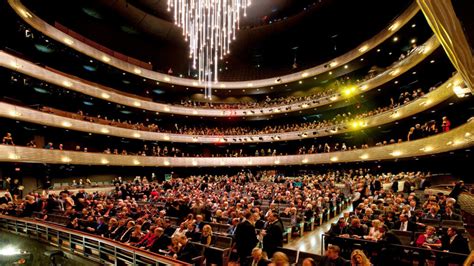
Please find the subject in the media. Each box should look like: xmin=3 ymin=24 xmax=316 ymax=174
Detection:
xmin=8 ymin=0 xmax=420 ymax=89
xmin=0 ymin=73 xmax=461 ymax=144
xmin=1 ymin=119 xmax=472 ymax=167
xmin=0 ymin=36 xmax=440 ymax=118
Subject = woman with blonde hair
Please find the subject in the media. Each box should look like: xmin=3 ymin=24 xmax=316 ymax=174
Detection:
xmin=269 ymin=251 xmax=289 ymax=266
xmin=364 ymin=219 xmax=382 ymax=240
xmin=351 ymin=249 xmax=371 ymax=266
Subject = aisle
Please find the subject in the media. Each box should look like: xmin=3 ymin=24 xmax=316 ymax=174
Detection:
xmin=284 ymin=206 xmax=352 ymax=255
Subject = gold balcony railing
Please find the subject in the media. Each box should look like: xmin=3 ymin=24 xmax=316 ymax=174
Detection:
xmin=8 ymin=0 xmax=419 ymax=89
xmin=0 ymin=74 xmax=461 ymax=144
xmin=0 ymin=215 xmax=190 ymax=265
xmin=0 ymin=119 xmax=472 ymax=167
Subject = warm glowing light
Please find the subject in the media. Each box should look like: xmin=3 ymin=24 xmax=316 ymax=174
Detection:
xmin=274 ymin=160 xmax=280 ymax=165
xmin=358 ymin=45 xmax=368 ymax=53
xmin=19 ymin=9 xmax=32 ymax=18
xmin=133 ymin=133 xmax=141 ymax=138
xmin=453 ymin=85 xmax=469 ymax=98
xmin=192 ymin=160 xmax=198 ymax=166
xmin=8 ymin=154 xmax=20 ymax=160
xmin=192 ymin=82 xmax=198 ymax=86
xmin=101 ymin=159 xmax=109 ymax=164
xmin=192 ymin=110 xmax=198 ymax=115
xmin=133 ymin=68 xmax=142 ymax=74
xmin=344 ymin=87 xmax=356 ymax=96
xmin=453 ymin=139 xmax=463 ymax=146
xmin=8 ymin=110 xmax=21 ymax=117
xmin=168 ymin=0 xmax=251 ymax=99
xmin=330 ymin=157 xmax=338 ymax=162
xmin=133 ymin=101 xmax=141 ymax=107
xmin=390 ymin=151 xmax=402 ymax=157
xmin=62 ymin=121 xmax=72 ymax=127
xmin=220 ymin=84 xmax=226 ymax=88
xmin=359 ymin=154 xmax=369 ymax=160
xmin=63 ymin=38 xmax=74 ymax=45
xmin=360 ymin=85 xmax=369 ymax=90
xmin=164 ymin=106 xmax=171 ymax=112
xmin=389 ymin=69 xmax=400 ymax=76
xmin=329 ymin=61 xmax=338 ymax=68
xmin=163 ymin=135 xmax=170 ymax=141
xmin=63 ymin=80 xmax=72 ymax=87
xmin=164 ymin=77 xmax=171 ymax=82
xmin=101 ymin=55 xmax=111 ymax=62
xmin=393 ymin=36 xmax=399 ymax=42
xmin=220 ymin=161 xmax=225 ymax=166
xmin=192 ymin=137 xmax=198 ymax=142
xmin=101 ymin=93 xmax=110 ymax=99
xmin=100 ymin=128 xmax=110 ymax=134
xmin=330 ymin=96 xmax=338 ymax=101
xmin=389 ymin=22 xmax=400 ymax=31
xmin=164 ymin=160 xmax=170 ymax=166
xmin=411 ymin=38 xmax=416 ymax=44
xmin=247 ymin=160 xmax=253 ymax=165
xmin=301 ymin=103 xmax=309 ymax=108
xmin=247 ymin=83 xmax=254 ymax=87
xmin=133 ymin=159 xmax=140 ymax=165
xmin=301 ymin=72 xmax=309 ymax=78
xmin=302 ymin=158 xmax=309 ymax=164
xmin=61 ymin=157 xmax=72 ymax=163
xmin=0 ymin=245 xmax=21 ymax=256
xmin=390 ymin=112 xmax=401 ymax=118
xmin=421 ymin=146 xmax=434 ymax=152
xmin=9 ymin=61 xmax=20 ymax=68
xmin=301 ymin=133 xmax=308 ymax=138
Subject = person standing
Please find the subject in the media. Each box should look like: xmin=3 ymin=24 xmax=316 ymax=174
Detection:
xmin=235 ymin=211 xmax=259 ymax=264
xmin=262 ymin=213 xmax=283 ymax=258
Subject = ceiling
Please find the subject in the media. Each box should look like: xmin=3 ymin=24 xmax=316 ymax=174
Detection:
xmin=21 ymin=0 xmax=414 ymax=81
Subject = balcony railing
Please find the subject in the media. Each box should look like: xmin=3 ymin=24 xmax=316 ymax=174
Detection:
xmin=0 ymin=73 xmax=461 ymax=144
xmin=7 ymin=0 xmax=420 ymax=89
xmin=0 ymin=215 xmax=190 ymax=265
xmin=0 ymin=119 xmax=472 ymax=167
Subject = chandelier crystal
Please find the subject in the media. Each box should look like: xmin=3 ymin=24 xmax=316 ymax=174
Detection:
xmin=168 ymin=0 xmax=251 ymax=99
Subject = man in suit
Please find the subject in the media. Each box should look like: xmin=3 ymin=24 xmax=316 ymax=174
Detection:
xmin=441 ymin=206 xmax=462 ymax=221
xmin=174 ymin=233 xmax=198 ymax=264
xmin=439 ymin=227 xmax=470 ymax=265
xmin=118 ymin=220 xmax=135 ymax=242
xmin=235 ymin=211 xmax=259 ymax=264
xmin=319 ymin=245 xmax=349 ymax=266
xmin=262 ymin=212 xmax=283 ymax=258
xmin=249 ymin=247 xmax=268 ymax=266
xmin=149 ymin=227 xmax=171 ymax=253
xmin=393 ymin=214 xmax=416 ymax=232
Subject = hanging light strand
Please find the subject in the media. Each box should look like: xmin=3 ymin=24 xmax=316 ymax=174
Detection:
xmin=168 ymin=0 xmax=251 ymax=99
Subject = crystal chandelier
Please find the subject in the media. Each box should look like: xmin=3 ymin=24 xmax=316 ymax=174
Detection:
xmin=168 ymin=0 xmax=251 ymax=99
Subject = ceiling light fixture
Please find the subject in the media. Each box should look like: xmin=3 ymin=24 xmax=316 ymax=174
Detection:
xmin=168 ymin=0 xmax=251 ymax=99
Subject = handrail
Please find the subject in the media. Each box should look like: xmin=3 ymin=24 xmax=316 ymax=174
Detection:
xmin=0 ymin=214 xmax=191 ymax=265
xmin=0 ymin=119 xmax=472 ymax=167
xmin=0 ymin=73 xmax=460 ymax=143
xmin=7 ymin=0 xmax=420 ymax=89
xmin=0 ymin=36 xmax=440 ymax=117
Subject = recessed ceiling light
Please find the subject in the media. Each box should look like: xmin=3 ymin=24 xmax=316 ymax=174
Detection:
xmin=411 ymin=24 xmax=416 ymax=28
xmin=393 ymin=37 xmax=398 ymax=42
xmin=430 ymin=60 xmax=435 ymax=63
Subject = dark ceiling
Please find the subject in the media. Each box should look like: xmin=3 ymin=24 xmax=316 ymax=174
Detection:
xmin=22 ymin=0 xmax=413 ymax=81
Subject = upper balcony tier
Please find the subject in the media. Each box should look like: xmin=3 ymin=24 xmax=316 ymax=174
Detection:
xmin=7 ymin=0 xmax=421 ymax=89
xmin=1 ymin=118 xmax=472 ymax=167
xmin=0 ymin=35 xmax=440 ymax=118
xmin=0 ymin=73 xmax=463 ymax=144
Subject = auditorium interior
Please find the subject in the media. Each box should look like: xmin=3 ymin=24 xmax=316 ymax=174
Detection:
xmin=0 ymin=0 xmax=473 ymax=265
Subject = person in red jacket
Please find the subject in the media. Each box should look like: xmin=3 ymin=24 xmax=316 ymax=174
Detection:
xmin=441 ymin=116 xmax=451 ymax=132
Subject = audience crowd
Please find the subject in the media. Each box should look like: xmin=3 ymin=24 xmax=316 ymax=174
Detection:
xmin=1 ymin=168 xmax=467 ymax=265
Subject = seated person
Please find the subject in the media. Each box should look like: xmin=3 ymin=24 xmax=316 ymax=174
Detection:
xmin=441 ymin=227 xmax=470 ymax=254
xmin=173 ymin=233 xmax=198 ymax=264
xmin=320 ymin=245 xmax=349 ymax=266
xmin=416 ymin=226 xmax=442 ymax=249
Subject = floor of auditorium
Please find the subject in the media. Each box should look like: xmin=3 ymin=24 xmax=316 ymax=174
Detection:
xmin=283 ymin=206 xmax=352 ymax=255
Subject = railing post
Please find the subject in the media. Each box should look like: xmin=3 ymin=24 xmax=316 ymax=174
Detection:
xmin=321 ymin=234 xmax=324 ymax=255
